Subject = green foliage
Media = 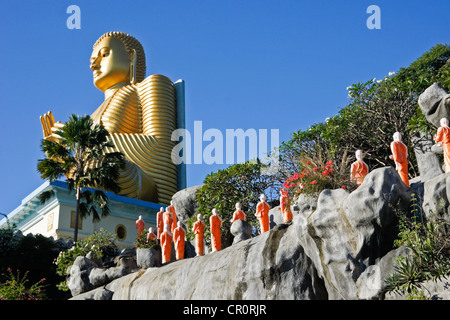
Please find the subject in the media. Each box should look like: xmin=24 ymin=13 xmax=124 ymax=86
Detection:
xmin=384 ymin=195 xmax=450 ymax=299
xmin=0 ymin=225 xmax=66 ymax=300
xmin=280 ymin=150 xmax=356 ymax=201
xmin=55 ymin=230 xmax=117 ymax=291
xmin=276 ymin=44 xmax=450 ymax=189
xmin=37 ymin=114 xmax=126 ymax=241
xmin=0 ymin=224 xmax=19 ymax=257
xmin=134 ymin=229 xmax=160 ymax=249
xmin=0 ymin=268 xmax=47 ymax=300
xmin=188 ymin=160 xmax=275 ymax=246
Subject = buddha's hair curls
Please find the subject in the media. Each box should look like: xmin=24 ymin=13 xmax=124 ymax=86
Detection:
xmin=94 ymin=31 xmax=146 ymax=82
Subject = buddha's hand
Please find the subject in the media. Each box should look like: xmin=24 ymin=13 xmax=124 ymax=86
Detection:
xmin=39 ymin=111 xmax=64 ymax=142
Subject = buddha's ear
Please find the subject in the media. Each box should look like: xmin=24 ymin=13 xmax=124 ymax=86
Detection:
xmin=129 ymin=49 xmax=137 ymax=84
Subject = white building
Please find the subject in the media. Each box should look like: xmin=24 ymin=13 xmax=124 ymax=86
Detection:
xmin=0 ymin=180 xmax=163 ymax=249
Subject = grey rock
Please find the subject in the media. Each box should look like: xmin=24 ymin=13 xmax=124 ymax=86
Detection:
xmin=136 ymin=247 xmax=162 ymax=268
xmin=67 ymin=256 xmax=99 ymax=296
xmin=107 ymin=225 xmax=327 ymax=300
xmin=171 ymin=185 xmax=203 ymax=223
xmin=294 ymin=167 xmax=411 ymax=299
xmin=418 ymin=82 xmax=450 ymax=128
xmin=422 ymin=172 xmax=450 ymax=224
xmin=411 ymin=131 xmax=443 ymax=182
xmin=70 ymin=287 xmax=113 ymax=300
xmin=230 ymin=219 xmax=252 ymax=244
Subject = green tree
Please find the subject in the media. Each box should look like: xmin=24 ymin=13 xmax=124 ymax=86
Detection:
xmin=188 ymin=160 xmax=276 ymax=248
xmin=276 ymin=43 xmax=450 ymax=187
xmin=37 ymin=114 xmax=125 ymax=242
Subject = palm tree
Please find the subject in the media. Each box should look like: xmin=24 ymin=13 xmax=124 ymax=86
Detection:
xmin=37 ymin=114 xmax=125 ymax=242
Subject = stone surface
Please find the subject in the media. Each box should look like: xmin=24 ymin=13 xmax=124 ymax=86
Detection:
xmin=230 ymin=219 xmax=252 ymax=244
xmin=70 ymin=167 xmax=450 ymax=300
xmin=136 ymin=247 xmax=162 ymax=268
xmin=171 ymin=185 xmax=203 ymax=223
xmin=293 ymin=167 xmax=411 ymax=299
xmin=411 ymin=131 xmax=443 ymax=182
xmin=422 ymin=172 xmax=450 ymax=224
xmin=107 ymin=225 xmax=328 ymax=300
xmin=418 ymin=82 xmax=450 ymax=128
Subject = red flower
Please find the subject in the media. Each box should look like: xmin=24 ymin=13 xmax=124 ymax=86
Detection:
xmin=310 ymin=180 xmax=317 ymax=185
xmin=306 ymin=161 xmax=312 ymax=165
xmin=341 ymin=185 xmax=346 ymax=189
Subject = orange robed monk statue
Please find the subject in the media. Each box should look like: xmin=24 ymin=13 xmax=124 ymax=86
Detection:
xmin=255 ymin=194 xmax=270 ymax=233
xmin=136 ymin=215 xmax=145 ymax=235
xmin=167 ymin=200 xmax=178 ymax=233
xmin=230 ymin=203 xmax=246 ymax=223
xmin=156 ymin=207 xmax=164 ymax=239
xmin=278 ymin=190 xmax=293 ymax=222
xmin=163 ymin=206 xmax=173 ymax=232
xmin=434 ymin=117 xmax=450 ymax=173
xmin=350 ymin=149 xmax=369 ymax=186
xmin=147 ymin=227 xmax=157 ymax=241
xmin=389 ymin=132 xmax=409 ymax=187
xmin=192 ymin=214 xmax=205 ymax=256
xmin=210 ymin=208 xmax=223 ymax=252
xmin=173 ymin=221 xmax=186 ymax=260
xmin=160 ymin=224 xmax=173 ymax=264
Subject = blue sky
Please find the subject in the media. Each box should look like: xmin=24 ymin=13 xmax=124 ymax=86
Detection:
xmin=0 ymin=0 xmax=449 ymax=217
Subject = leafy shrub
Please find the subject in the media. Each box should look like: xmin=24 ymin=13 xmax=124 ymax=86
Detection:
xmin=0 ymin=268 xmax=47 ymax=300
xmin=280 ymin=150 xmax=357 ymax=202
xmin=134 ymin=229 xmax=159 ymax=249
xmin=384 ymin=195 xmax=450 ymax=299
xmin=275 ymin=44 xmax=450 ymax=188
xmin=188 ymin=160 xmax=276 ymax=247
xmin=55 ymin=229 xmax=117 ymax=291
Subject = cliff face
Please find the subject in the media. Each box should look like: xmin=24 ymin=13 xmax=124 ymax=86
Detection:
xmin=70 ymin=167 xmax=449 ymax=300
xmin=107 ymin=222 xmax=327 ymax=300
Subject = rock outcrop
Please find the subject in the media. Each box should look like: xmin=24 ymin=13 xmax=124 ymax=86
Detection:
xmin=70 ymin=166 xmax=450 ymax=300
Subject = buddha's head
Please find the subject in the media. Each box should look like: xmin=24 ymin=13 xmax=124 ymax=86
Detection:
xmin=90 ymin=31 xmax=146 ymax=92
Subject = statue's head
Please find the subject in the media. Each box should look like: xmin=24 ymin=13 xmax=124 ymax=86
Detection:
xmin=90 ymin=31 xmax=146 ymax=92
xmin=260 ymin=194 xmax=266 ymax=202
xmin=355 ymin=149 xmax=363 ymax=160
xmin=440 ymin=117 xmax=449 ymax=127
xmin=235 ymin=202 xmax=242 ymax=209
xmin=393 ymin=132 xmax=402 ymax=142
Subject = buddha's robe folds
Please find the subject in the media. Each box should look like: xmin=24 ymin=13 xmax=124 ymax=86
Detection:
xmin=192 ymin=220 xmax=205 ymax=256
xmin=391 ymin=141 xmax=409 ymax=187
xmin=350 ymin=160 xmax=369 ymax=186
xmin=210 ymin=215 xmax=222 ymax=252
xmin=231 ymin=209 xmax=246 ymax=223
xmin=160 ymin=231 xmax=173 ymax=264
xmin=279 ymin=194 xmax=293 ymax=222
xmin=435 ymin=126 xmax=450 ymax=172
xmin=173 ymin=226 xmax=185 ymax=260
xmin=256 ymin=202 xmax=270 ymax=233
xmin=91 ymin=74 xmax=178 ymax=205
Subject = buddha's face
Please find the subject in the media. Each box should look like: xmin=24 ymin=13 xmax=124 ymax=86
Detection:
xmin=90 ymin=37 xmax=131 ymax=92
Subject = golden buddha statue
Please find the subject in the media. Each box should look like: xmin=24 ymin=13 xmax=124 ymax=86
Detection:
xmin=40 ymin=31 xmax=183 ymax=205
